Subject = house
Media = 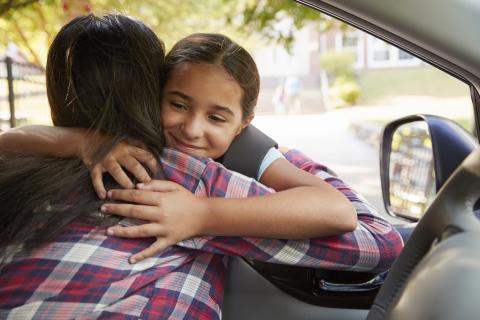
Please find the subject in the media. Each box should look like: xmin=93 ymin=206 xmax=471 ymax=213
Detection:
xmin=252 ymin=23 xmax=423 ymax=112
xmin=331 ymin=29 xmax=423 ymax=70
xmin=254 ymin=24 xmax=422 ymax=87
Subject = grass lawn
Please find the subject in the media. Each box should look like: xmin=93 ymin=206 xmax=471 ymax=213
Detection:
xmin=357 ymin=66 xmax=470 ymax=105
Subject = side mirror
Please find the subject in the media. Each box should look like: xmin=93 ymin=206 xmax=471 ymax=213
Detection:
xmin=380 ymin=115 xmax=478 ymax=221
xmin=389 ymin=121 xmax=436 ymax=219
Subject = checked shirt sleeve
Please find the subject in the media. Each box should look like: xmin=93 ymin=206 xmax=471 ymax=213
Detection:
xmin=177 ymin=150 xmax=404 ymax=274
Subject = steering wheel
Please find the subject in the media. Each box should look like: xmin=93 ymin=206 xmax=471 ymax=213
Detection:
xmin=367 ymin=148 xmax=480 ymax=319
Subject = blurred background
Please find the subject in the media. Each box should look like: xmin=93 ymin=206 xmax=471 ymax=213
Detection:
xmin=0 ymin=0 xmax=473 ymax=215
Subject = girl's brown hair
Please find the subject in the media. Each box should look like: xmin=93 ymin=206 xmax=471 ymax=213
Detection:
xmin=163 ymin=33 xmax=259 ymax=120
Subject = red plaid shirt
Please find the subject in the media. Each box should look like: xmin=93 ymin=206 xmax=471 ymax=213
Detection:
xmin=0 ymin=149 xmax=403 ymax=319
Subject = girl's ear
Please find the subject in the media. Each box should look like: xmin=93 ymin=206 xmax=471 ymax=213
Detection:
xmin=237 ymin=113 xmax=254 ymax=135
xmin=242 ymin=113 xmax=254 ymax=129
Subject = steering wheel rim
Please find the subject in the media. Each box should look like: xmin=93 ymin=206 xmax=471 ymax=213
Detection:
xmin=367 ymin=148 xmax=480 ymax=320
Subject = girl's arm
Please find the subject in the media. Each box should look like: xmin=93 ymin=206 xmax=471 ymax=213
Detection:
xmin=104 ymin=155 xmax=357 ymax=251
xmin=219 ymin=126 xmax=357 ymax=236
xmin=203 ymin=160 xmax=357 ymax=238
xmin=189 ymin=149 xmax=357 ymax=239
xmin=104 ymin=149 xmax=403 ymax=272
xmin=0 ymin=125 xmax=88 ymax=157
xmin=0 ymin=125 xmax=157 ymax=198
xmin=200 ymin=147 xmax=403 ymax=272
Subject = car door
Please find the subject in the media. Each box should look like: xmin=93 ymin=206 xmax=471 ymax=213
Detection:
xmin=223 ymin=1 xmax=480 ymax=319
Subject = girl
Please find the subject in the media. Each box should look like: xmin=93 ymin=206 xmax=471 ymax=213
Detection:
xmin=0 ymin=33 xmax=358 ymax=263
xmin=0 ymin=16 xmax=402 ymax=319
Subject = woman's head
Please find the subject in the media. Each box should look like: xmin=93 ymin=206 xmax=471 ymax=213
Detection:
xmin=47 ymin=14 xmax=165 ymax=159
xmin=160 ymin=33 xmax=260 ymax=159
xmin=0 ymin=14 xmax=166 ymax=250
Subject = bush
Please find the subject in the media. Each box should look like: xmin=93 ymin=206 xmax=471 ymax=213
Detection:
xmin=320 ymin=51 xmax=360 ymax=107
xmin=320 ymin=51 xmax=356 ymax=78
xmin=330 ymin=76 xmax=360 ymax=107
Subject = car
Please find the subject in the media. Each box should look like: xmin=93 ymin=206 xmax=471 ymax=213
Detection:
xmin=222 ymin=1 xmax=480 ymax=319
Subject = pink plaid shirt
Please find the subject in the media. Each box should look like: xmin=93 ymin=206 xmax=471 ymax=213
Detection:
xmin=0 ymin=148 xmax=403 ymax=319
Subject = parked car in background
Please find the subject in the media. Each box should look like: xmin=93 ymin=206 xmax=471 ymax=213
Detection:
xmin=223 ymin=1 xmax=480 ymax=319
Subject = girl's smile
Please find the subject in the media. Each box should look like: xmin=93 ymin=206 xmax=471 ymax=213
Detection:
xmin=169 ymin=135 xmax=206 ymax=154
xmin=161 ymin=62 xmax=250 ymax=159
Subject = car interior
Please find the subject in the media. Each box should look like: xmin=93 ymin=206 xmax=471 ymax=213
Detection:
xmin=2 ymin=0 xmax=478 ymax=319
xmin=222 ymin=1 xmax=480 ymax=319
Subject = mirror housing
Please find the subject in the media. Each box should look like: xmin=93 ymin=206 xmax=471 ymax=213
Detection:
xmin=380 ymin=114 xmax=478 ymax=221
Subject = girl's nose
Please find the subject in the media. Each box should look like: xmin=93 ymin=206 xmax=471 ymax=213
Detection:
xmin=181 ymin=116 xmax=204 ymax=140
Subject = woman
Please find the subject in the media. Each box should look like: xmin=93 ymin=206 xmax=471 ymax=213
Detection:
xmin=0 ymin=14 xmax=402 ymax=319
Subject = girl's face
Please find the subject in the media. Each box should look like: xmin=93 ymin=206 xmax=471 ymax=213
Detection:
xmin=161 ymin=63 xmax=251 ymax=159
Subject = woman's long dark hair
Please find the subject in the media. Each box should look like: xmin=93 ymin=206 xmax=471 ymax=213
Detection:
xmin=0 ymin=14 xmax=165 ymax=250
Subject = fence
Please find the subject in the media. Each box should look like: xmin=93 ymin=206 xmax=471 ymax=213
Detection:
xmin=0 ymin=57 xmax=46 ymax=128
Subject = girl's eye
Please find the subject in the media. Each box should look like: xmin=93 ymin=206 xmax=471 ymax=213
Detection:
xmin=209 ymin=114 xmax=227 ymax=123
xmin=170 ymin=101 xmax=188 ymax=111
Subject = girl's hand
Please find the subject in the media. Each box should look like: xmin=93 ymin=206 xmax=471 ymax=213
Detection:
xmin=278 ymin=145 xmax=290 ymax=154
xmin=86 ymin=140 xmax=158 ymax=199
xmin=100 ymin=180 xmax=209 ymax=263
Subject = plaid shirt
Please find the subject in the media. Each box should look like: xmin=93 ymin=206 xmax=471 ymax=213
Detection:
xmin=0 ymin=148 xmax=403 ymax=319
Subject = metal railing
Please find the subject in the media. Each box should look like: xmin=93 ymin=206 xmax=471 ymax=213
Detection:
xmin=0 ymin=57 xmax=45 ymax=128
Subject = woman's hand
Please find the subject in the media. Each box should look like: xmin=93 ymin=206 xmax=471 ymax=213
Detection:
xmin=100 ymin=180 xmax=209 ymax=263
xmin=85 ymin=140 xmax=158 ymax=199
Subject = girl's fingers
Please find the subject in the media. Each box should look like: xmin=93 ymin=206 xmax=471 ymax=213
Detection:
xmin=107 ymin=189 xmax=160 ymax=206
xmin=106 ymin=222 xmax=163 ymax=238
xmin=90 ymin=165 xmax=106 ymax=199
xmin=102 ymin=202 xmax=160 ymax=220
xmin=137 ymin=180 xmax=181 ymax=192
xmin=129 ymin=239 xmax=171 ymax=264
xmin=129 ymin=146 xmax=158 ymax=175
xmin=119 ymin=155 xmax=151 ymax=183
xmin=125 ymin=138 xmax=148 ymax=150
xmin=105 ymin=161 xmax=134 ymax=189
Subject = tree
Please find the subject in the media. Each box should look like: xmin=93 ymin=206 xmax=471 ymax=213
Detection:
xmin=224 ymin=0 xmax=322 ymax=48
xmin=0 ymin=0 xmax=40 ymax=16
xmin=225 ymin=0 xmax=348 ymax=49
xmin=0 ymin=0 xmax=67 ymax=65
xmin=0 ymin=0 xmax=337 ymax=65
xmin=0 ymin=0 xmax=243 ymax=65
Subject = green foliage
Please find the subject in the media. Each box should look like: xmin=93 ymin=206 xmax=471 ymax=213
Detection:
xmin=320 ymin=51 xmax=360 ymax=107
xmin=320 ymin=51 xmax=356 ymax=79
xmin=0 ymin=0 xmax=334 ymax=65
xmin=330 ymin=76 xmax=360 ymax=107
xmin=0 ymin=0 xmax=40 ymax=16
xmin=0 ymin=0 xmax=63 ymax=65
xmin=0 ymin=0 xmax=240 ymax=65
xmin=224 ymin=0 xmax=332 ymax=50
